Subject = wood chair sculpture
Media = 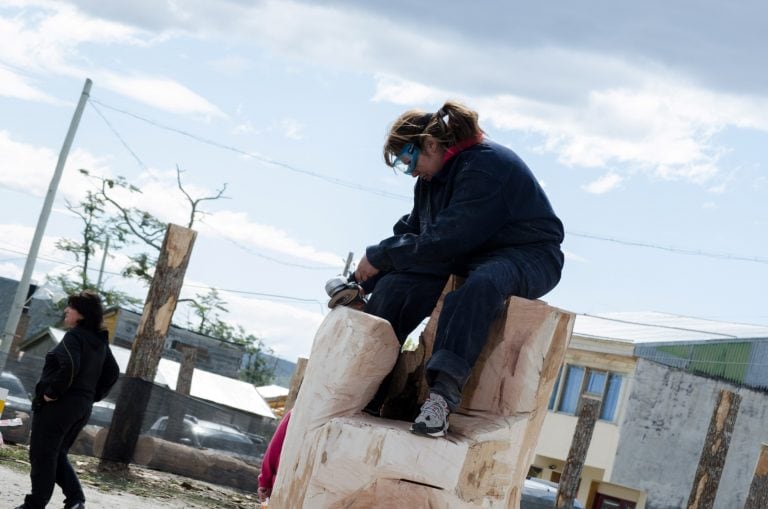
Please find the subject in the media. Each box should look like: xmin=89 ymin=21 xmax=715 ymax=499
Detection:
xmin=270 ymin=277 xmax=575 ymax=508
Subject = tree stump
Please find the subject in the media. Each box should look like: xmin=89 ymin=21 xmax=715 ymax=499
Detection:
xmin=270 ymin=293 xmax=575 ymax=509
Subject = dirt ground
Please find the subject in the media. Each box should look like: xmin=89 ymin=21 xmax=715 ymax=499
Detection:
xmin=0 ymin=443 xmax=264 ymax=508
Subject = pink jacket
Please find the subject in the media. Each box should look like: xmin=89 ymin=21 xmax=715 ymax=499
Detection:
xmin=258 ymin=410 xmax=292 ymax=491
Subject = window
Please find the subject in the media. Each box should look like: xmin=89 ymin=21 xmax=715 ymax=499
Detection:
xmin=549 ymin=365 xmax=623 ymax=422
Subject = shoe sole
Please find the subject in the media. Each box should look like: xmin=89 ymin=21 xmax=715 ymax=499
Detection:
xmin=410 ymin=424 xmax=448 ymax=438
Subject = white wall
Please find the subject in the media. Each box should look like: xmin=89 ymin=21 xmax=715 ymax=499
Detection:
xmin=610 ymin=358 xmax=768 ymax=509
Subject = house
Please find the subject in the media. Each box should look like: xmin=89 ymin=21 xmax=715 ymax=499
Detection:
xmin=0 ymin=277 xmax=61 ymax=357
xmin=105 ymin=307 xmax=246 ymax=379
xmin=532 ymin=312 xmax=768 ymax=509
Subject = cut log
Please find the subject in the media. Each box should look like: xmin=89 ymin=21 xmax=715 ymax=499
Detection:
xmin=93 ymin=427 xmax=259 ymax=491
xmin=269 ymin=307 xmax=400 ymax=509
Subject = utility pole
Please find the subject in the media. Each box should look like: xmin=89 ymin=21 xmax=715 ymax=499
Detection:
xmin=96 ymin=236 xmax=110 ymax=291
xmin=0 ymin=78 xmax=92 ymax=371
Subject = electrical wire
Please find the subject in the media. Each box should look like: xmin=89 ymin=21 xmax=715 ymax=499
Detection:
xmin=568 ymin=231 xmax=768 ymax=265
xmin=89 ymin=97 xmax=411 ymax=201
xmin=0 ymin=245 xmax=325 ymax=309
xmin=87 ymin=99 xmax=767 ymax=267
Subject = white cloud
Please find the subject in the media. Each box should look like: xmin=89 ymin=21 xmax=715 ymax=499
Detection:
xmin=278 ymin=118 xmax=303 ymax=140
xmin=0 ymin=65 xmax=63 ymax=103
xmin=99 ymin=73 xmax=225 ymax=118
xmin=582 ymin=172 xmax=623 ymax=195
xmin=0 ymin=133 xmax=338 ymax=271
xmin=564 ymin=250 xmax=588 ymax=263
xmin=0 ymin=2 xmax=143 ymax=75
xmin=8 ymin=1 xmax=768 ymax=187
xmin=1 ymin=3 xmax=223 ymax=117
xmin=0 ymin=131 xmax=113 ymax=198
xmin=0 ymin=223 xmax=67 ymax=281
xmin=202 ymin=210 xmax=342 ymax=267
xmin=223 ymin=293 xmax=324 ymax=361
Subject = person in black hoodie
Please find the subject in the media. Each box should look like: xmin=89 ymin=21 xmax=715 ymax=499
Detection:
xmin=355 ymin=100 xmax=564 ymax=438
xmin=15 ymin=290 xmax=119 ymax=509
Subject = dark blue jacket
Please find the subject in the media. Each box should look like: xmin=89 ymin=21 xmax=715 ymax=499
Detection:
xmin=366 ymin=140 xmax=563 ymax=276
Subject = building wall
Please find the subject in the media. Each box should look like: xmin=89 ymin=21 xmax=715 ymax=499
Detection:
xmin=111 ymin=308 xmax=245 ymax=379
xmin=610 ymin=358 xmax=768 ymax=509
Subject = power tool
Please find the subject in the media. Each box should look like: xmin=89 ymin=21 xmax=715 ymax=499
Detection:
xmin=325 ymin=273 xmax=367 ymax=309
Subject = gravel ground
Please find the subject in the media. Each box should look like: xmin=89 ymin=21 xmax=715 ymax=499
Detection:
xmin=1 ymin=443 xmax=263 ymax=509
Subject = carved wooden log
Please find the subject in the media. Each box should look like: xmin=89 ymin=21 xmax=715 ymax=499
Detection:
xmin=270 ymin=296 xmax=574 ymax=509
xmin=269 ymin=307 xmax=400 ymax=509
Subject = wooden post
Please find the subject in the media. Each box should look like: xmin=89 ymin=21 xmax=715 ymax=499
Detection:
xmin=175 ymin=342 xmax=204 ymax=396
xmin=99 ymin=224 xmax=197 ymax=465
xmin=165 ymin=342 xmax=206 ymax=442
xmin=556 ymin=395 xmax=601 ymax=509
xmin=745 ymin=443 xmax=768 ymax=509
xmin=285 ymin=357 xmax=308 ymax=412
xmin=687 ymin=389 xmax=741 ymax=509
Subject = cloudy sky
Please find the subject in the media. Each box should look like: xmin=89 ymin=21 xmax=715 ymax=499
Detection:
xmin=1 ymin=0 xmax=766 ymax=363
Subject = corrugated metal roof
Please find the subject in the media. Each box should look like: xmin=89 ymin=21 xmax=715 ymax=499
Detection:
xmin=573 ymin=312 xmax=768 ymax=344
xmin=256 ymin=384 xmax=289 ymax=399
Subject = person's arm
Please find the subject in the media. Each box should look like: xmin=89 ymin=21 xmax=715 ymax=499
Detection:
xmin=258 ymin=411 xmax=292 ymax=501
xmin=42 ymin=331 xmax=83 ymax=400
xmin=367 ymin=166 xmax=509 ymax=272
xmin=94 ymin=347 xmax=120 ymax=402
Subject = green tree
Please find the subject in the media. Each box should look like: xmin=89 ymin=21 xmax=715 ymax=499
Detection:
xmin=49 ymin=179 xmax=139 ymax=308
xmin=188 ymin=288 xmax=276 ymax=386
xmin=54 ymin=167 xmax=275 ymax=384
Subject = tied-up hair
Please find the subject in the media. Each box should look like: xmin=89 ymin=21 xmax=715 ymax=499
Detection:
xmin=383 ymin=100 xmax=484 ymax=168
xmin=67 ymin=290 xmax=105 ymax=333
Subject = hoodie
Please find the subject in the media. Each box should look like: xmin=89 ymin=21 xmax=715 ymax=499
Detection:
xmin=35 ymin=325 xmax=120 ymax=404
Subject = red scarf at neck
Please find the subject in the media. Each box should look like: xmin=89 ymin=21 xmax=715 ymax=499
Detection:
xmin=443 ymin=134 xmax=484 ymax=164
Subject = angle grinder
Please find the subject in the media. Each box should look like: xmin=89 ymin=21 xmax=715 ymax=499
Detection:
xmin=325 ymin=273 xmax=367 ymax=309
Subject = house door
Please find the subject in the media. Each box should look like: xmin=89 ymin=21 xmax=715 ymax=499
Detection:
xmin=593 ymin=493 xmax=636 ymax=509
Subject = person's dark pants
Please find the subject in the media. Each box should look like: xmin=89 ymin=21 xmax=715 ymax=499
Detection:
xmin=24 ymin=396 xmax=91 ymax=509
xmin=365 ymin=246 xmax=563 ymax=411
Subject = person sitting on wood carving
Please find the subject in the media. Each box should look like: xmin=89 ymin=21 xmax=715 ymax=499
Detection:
xmin=354 ymin=100 xmax=564 ymax=438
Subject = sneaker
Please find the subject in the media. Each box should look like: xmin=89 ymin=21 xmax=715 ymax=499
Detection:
xmin=64 ymin=502 xmax=85 ymax=509
xmin=410 ymin=393 xmax=449 ymax=437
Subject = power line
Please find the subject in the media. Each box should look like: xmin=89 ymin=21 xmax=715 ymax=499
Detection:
xmin=88 ymin=97 xmax=410 ymax=201
xmin=88 ymin=100 xmax=149 ymax=171
xmin=567 ymin=231 xmax=768 ymax=265
xmin=72 ymin=105 xmax=343 ymax=273
xmin=0 ymin=245 xmax=325 ymax=308
xmin=86 ymin=99 xmax=768 ymax=267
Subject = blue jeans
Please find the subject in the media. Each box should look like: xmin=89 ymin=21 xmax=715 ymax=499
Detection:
xmin=366 ymin=245 xmax=563 ymax=410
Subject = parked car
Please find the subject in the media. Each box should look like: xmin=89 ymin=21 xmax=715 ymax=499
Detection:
xmin=521 ymin=478 xmax=584 ymax=509
xmin=89 ymin=399 xmax=115 ymax=428
xmin=146 ymin=414 xmax=262 ymax=465
xmin=0 ymin=371 xmax=33 ymax=443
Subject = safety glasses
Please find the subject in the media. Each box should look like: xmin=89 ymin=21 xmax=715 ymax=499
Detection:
xmin=393 ymin=143 xmax=420 ymax=176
